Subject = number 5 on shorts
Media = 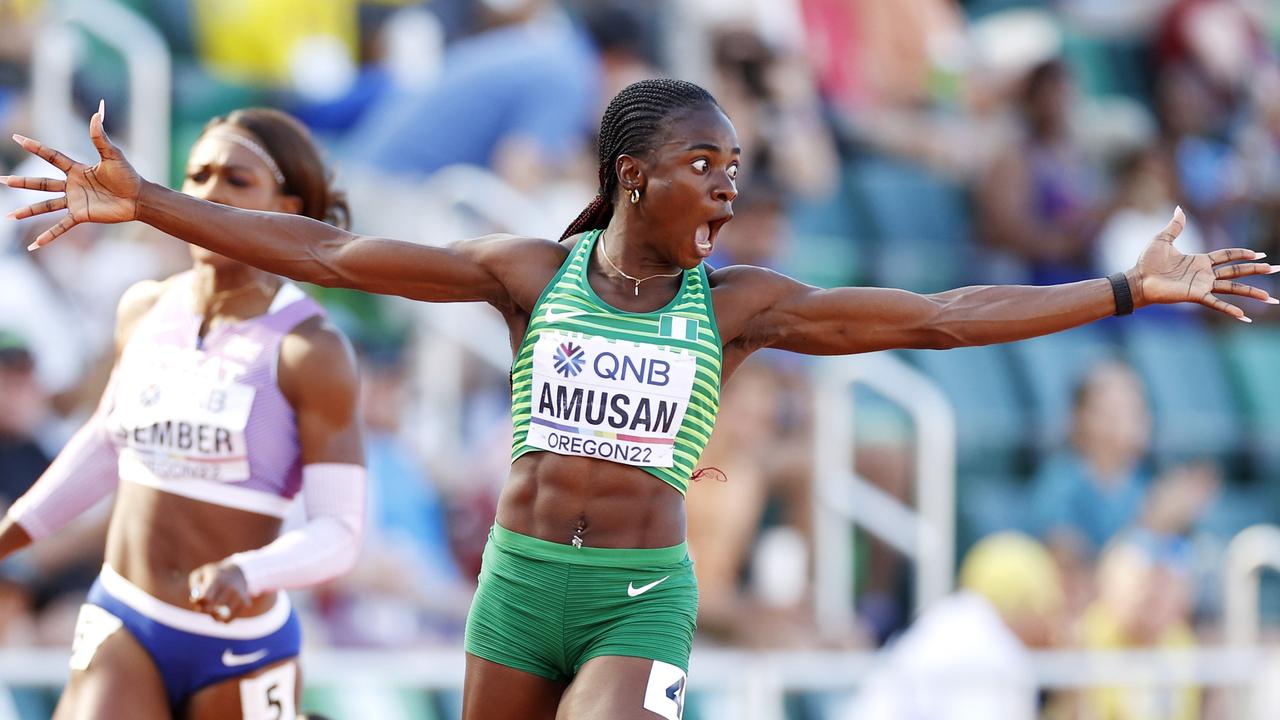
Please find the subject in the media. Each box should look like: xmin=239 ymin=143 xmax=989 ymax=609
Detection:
xmin=240 ymin=662 xmax=297 ymax=720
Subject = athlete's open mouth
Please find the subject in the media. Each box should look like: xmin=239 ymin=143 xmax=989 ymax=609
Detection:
xmin=694 ymin=214 xmax=733 ymax=259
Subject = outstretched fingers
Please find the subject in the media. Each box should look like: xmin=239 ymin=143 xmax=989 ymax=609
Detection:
xmin=11 ymin=134 xmax=77 ymax=174
xmin=1206 ymin=248 xmax=1263 ymax=265
xmin=8 ymin=196 xmax=67 ymax=221
xmin=1213 ymin=280 xmax=1278 ymax=304
xmin=89 ymin=100 xmax=122 ymax=161
xmin=0 ymin=176 xmax=66 ymax=193
xmin=29 ymin=215 xmax=80 ymax=251
xmin=1214 ymin=262 xmax=1280 ymax=279
xmin=1199 ymin=293 xmax=1251 ymax=322
xmin=1155 ymin=206 xmax=1186 ymax=244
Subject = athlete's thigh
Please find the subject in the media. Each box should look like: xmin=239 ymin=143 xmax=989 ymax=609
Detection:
xmin=183 ymin=658 xmax=300 ymax=720
xmin=556 ymin=656 xmax=687 ymax=720
xmin=462 ymin=652 xmax=566 ymax=720
xmin=53 ymin=624 xmax=170 ymax=720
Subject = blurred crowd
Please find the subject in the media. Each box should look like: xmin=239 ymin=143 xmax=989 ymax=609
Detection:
xmin=2 ymin=0 xmax=1280 ymax=717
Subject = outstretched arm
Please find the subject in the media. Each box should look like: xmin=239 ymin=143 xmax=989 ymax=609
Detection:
xmin=189 ymin=319 xmax=366 ymax=622
xmin=3 ymin=103 xmax=540 ymax=309
xmin=727 ymin=209 xmax=1277 ymax=356
xmin=0 ymin=279 xmax=163 ymax=560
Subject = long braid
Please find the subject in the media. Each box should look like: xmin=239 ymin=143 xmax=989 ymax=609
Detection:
xmin=561 ymin=79 xmax=718 ymax=240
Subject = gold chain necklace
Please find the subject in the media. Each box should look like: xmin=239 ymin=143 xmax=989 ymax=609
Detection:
xmin=598 ymin=232 xmax=682 ymax=296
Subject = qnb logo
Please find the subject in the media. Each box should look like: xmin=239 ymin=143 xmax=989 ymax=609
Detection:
xmin=553 ymin=342 xmax=586 ymax=377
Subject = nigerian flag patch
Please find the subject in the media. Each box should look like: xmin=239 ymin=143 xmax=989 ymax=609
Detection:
xmin=659 ymin=314 xmax=699 ymax=341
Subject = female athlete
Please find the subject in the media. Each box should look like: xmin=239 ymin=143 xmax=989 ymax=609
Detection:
xmin=0 ymin=108 xmax=365 ymax=719
xmin=5 ymin=80 xmax=1276 ymax=720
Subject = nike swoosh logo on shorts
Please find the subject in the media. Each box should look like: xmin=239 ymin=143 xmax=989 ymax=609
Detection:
xmin=544 ymin=307 xmax=586 ymax=323
xmin=222 ymin=648 xmax=269 ymax=667
xmin=627 ymin=576 xmax=670 ymax=597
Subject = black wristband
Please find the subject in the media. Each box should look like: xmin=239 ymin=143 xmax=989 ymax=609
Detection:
xmin=1108 ymin=272 xmax=1134 ymax=316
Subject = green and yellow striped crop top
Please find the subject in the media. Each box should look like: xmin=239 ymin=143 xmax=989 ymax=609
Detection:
xmin=509 ymin=229 xmax=723 ymax=495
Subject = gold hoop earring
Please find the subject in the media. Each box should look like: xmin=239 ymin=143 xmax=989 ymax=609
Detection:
xmin=630 ymin=188 xmax=641 ymax=205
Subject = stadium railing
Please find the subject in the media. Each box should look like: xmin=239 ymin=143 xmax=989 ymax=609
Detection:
xmin=1 ymin=645 xmax=1278 ymax=719
xmin=812 ymin=352 xmax=956 ymax=630
xmin=32 ymin=0 xmax=171 ymax=181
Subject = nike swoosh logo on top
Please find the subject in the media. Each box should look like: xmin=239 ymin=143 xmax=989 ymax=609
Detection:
xmin=222 ymin=648 xmax=269 ymax=667
xmin=544 ymin=307 xmax=587 ymax=324
xmin=627 ymin=576 xmax=670 ymax=597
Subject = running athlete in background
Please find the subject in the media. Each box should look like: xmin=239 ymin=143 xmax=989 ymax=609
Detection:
xmin=5 ymin=80 xmax=1277 ymax=720
xmin=0 ymin=109 xmax=365 ymax=720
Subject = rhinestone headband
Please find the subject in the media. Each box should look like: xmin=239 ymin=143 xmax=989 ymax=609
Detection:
xmin=205 ymin=129 xmax=286 ymax=186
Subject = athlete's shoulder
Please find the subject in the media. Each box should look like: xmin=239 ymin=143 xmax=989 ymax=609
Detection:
xmin=462 ymin=233 xmax=569 ymax=264
xmin=113 ymin=275 xmax=176 ymax=351
xmin=557 ymin=231 xmax=593 ymax=253
xmin=463 ymin=233 xmax=574 ymax=314
xmin=280 ymin=316 xmax=355 ymax=376
xmin=116 ymin=277 xmax=167 ymax=320
xmin=706 ymin=264 xmax=810 ymax=347
xmin=278 ymin=315 xmax=358 ymax=411
xmin=707 ymin=263 xmax=794 ymax=293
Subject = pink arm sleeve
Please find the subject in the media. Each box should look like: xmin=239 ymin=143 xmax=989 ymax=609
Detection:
xmin=7 ymin=383 xmax=120 ymax=540
xmin=228 ymin=463 xmax=366 ymax=597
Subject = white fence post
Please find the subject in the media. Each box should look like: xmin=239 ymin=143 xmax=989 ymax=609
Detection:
xmin=812 ymin=352 xmax=956 ymax=634
xmin=33 ymin=0 xmax=170 ymax=182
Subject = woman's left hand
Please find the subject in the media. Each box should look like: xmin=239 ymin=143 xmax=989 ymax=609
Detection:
xmin=1132 ymin=207 xmax=1279 ymax=321
xmin=189 ymin=561 xmax=252 ymax=623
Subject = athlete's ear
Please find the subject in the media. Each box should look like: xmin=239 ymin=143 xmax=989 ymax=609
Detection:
xmin=276 ymin=194 xmax=303 ymax=215
xmin=615 ymin=153 xmax=645 ymax=197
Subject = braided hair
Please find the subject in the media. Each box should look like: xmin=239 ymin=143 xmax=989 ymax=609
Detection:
xmin=561 ymin=79 xmax=719 ymax=240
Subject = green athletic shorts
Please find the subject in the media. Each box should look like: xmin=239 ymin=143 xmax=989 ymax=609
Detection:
xmin=464 ymin=523 xmax=698 ymax=681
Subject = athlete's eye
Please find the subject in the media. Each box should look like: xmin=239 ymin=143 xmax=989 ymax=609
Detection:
xmin=186 ymin=170 xmax=209 ymax=183
xmin=727 ymin=164 xmax=739 ymax=181
xmin=691 ymin=159 xmax=709 ymax=173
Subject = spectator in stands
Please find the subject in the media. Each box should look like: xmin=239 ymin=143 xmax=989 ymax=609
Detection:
xmin=348 ymin=0 xmax=599 ymax=194
xmin=1154 ymin=0 xmax=1271 ymax=112
xmin=1153 ymin=62 xmax=1250 ymax=247
xmin=977 ymin=59 xmax=1106 ymax=286
xmin=797 ymin=0 xmax=966 ymax=114
xmin=579 ymin=2 xmax=662 ymax=109
xmin=0 ymin=200 xmax=97 ymax=408
xmin=842 ymin=532 xmax=1063 ymax=720
xmin=0 ymin=0 xmax=36 ymax=173
xmin=1029 ymin=361 xmax=1220 ymax=611
xmin=709 ymin=28 xmax=838 ymax=201
xmin=0 ymin=330 xmax=106 ymax=647
xmin=1095 ymin=146 xmax=1206 ymax=277
xmin=1236 ymin=68 xmax=1280 ymax=265
xmin=193 ymin=0 xmax=359 ymax=93
xmin=686 ymin=360 xmax=823 ymax=649
xmin=287 ymin=4 xmax=439 ymax=138
xmin=0 ymin=331 xmax=42 ymax=648
xmin=0 ymin=331 xmax=50 ymax=505
xmin=1078 ymin=535 xmax=1201 ymax=719
xmin=798 ymin=0 xmax=1023 ymax=176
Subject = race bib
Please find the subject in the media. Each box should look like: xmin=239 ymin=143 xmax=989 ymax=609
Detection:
xmin=112 ymin=364 xmax=256 ymax=483
xmin=69 ymin=604 xmax=122 ymax=671
xmin=527 ymin=332 xmax=696 ymax=468
xmin=240 ymin=662 xmax=297 ymax=720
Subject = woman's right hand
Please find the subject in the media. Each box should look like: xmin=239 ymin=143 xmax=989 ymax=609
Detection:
xmin=2 ymin=101 xmax=142 ymax=249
